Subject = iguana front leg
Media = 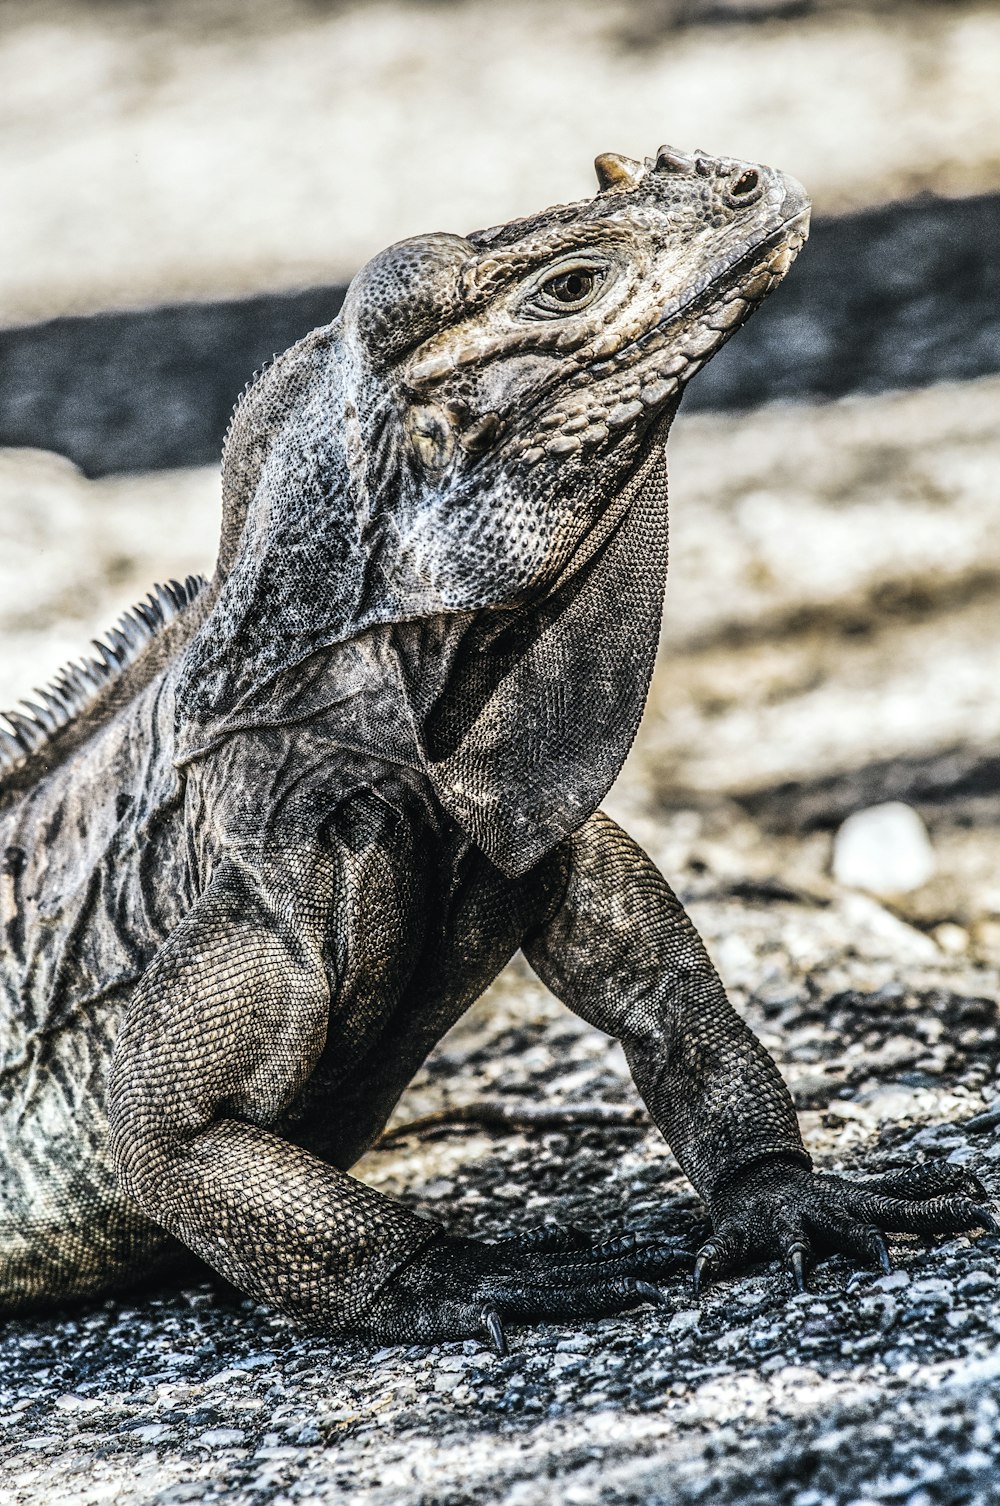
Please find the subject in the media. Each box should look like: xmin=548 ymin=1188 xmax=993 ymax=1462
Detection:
xmin=107 ymin=853 xmax=443 ymax=1335
xmin=523 ymin=812 xmax=997 ymax=1293
xmin=108 ymin=842 xmax=687 ymax=1345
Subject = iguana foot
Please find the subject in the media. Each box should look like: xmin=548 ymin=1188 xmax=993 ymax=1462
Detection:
xmin=693 ymin=1156 xmax=998 ymax=1297
xmin=367 ymin=1229 xmax=691 ymax=1350
xmin=491 ymin=1222 xmax=592 ymax=1252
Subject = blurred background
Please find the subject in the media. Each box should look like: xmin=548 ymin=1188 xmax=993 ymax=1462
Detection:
xmin=1 ymin=0 xmax=998 ymax=963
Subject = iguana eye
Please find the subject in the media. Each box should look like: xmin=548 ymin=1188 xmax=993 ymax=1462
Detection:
xmin=524 ymin=261 xmax=606 ymax=316
xmin=545 ymin=269 xmax=595 ymax=305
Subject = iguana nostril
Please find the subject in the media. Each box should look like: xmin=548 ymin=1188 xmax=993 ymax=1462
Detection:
xmin=731 ymin=169 xmax=759 ymax=198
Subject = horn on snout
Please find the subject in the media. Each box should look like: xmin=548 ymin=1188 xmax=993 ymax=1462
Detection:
xmin=594 ymin=152 xmax=645 ymax=192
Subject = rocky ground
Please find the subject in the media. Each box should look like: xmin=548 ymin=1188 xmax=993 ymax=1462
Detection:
xmin=2 ymin=376 xmax=1000 ymax=1503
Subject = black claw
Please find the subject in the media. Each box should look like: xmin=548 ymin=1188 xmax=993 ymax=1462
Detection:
xmin=693 ymin=1252 xmax=711 ymax=1300
xmin=482 ymin=1306 xmax=508 ymax=1357
xmin=634 ymin=1279 xmax=668 ymax=1305
xmin=789 ymin=1244 xmax=808 ymax=1294
xmin=872 ymin=1233 xmax=892 ymax=1276
xmin=846 ymin=1269 xmax=872 ymax=1294
xmin=972 ymin=1204 xmax=1000 ymax=1234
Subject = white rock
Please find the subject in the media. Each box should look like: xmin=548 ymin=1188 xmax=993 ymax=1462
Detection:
xmin=198 ymin=1427 xmax=246 ymax=1448
xmin=832 ymin=802 xmax=936 ymax=894
xmin=130 ymin=1423 xmax=171 ymax=1443
xmin=874 ymin=1270 xmax=911 ymax=1291
xmin=54 ymin=1394 xmax=101 ymax=1413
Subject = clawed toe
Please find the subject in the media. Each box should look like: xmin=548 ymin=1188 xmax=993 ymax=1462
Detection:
xmin=633 ymin=1279 xmax=670 ymax=1305
xmin=496 ymin=1226 xmax=692 ymax=1277
xmin=787 ymin=1242 xmax=808 ymax=1294
xmin=482 ymin=1305 xmax=508 ymax=1356
xmin=496 ymin=1223 xmax=591 ymax=1253
xmin=476 ymin=1273 xmax=671 ymax=1346
xmin=871 ymin=1230 xmax=892 ymax=1275
xmin=861 ymin=1160 xmax=989 ymax=1204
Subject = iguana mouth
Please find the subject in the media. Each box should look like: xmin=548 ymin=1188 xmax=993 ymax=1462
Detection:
xmin=593 ymin=205 xmax=811 ymax=378
xmin=501 ymin=203 xmax=809 ymax=475
xmin=662 ymin=206 xmax=809 ymax=329
xmin=706 ymin=202 xmax=806 ymax=294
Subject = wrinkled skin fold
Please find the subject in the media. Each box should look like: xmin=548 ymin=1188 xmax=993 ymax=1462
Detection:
xmin=0 ymin=144 xmax=993 ymax=1348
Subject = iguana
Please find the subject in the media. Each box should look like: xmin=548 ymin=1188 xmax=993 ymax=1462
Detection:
xmin=1 ymin=145 xmax=993 ymax=1353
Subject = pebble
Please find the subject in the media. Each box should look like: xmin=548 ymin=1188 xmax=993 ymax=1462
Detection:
xmin=130 ymin=1423 xmax=172 ymax=1443
xmin=196 ymin=1428 xmax=246 ymax=1448
xmin=958 ymin=1270 xmax=994 ymax=1295
xmin=874 ymin=1270 xmax=911 ymax=1292
xmin=832 ymin=802 xmax=936 ymax=894
xmin=909 ymin=1278 xmax=953 ymax=1297
xmin=420 ymin=1179 xmax=455 ymax=1198
xmin=53 ymin=1394 xmax=102 ymax=1413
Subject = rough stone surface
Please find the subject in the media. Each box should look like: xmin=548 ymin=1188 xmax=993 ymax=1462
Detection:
xmin=2 ymin=378 xmax=1000 ymax=1501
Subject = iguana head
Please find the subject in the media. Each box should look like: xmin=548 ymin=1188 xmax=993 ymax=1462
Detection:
xmin=181 ymin=146 xmax=808 ymax=872
xmin=339 ymin=144 xmax=808 ymax=609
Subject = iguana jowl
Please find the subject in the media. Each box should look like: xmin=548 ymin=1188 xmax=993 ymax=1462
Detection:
xmin=1 ymin=145 xmax=993 ymax=1348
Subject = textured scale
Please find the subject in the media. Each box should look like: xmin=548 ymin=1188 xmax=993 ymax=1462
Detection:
xmin=2 ymin=147 xmax=992 ymax=1342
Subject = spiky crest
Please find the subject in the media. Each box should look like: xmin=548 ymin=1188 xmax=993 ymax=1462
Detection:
xmin=0 ymin=575 xmax=207 ymax=785
xmin=220 ymin=354 xmax=277 ymax=463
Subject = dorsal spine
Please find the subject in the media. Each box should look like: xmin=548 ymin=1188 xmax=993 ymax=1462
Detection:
xmin=0 ymin=575 xmax=207 ymax=781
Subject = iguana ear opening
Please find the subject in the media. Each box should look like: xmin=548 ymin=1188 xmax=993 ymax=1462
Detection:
xmin=406 ymin=439 xmax=670 ymax=876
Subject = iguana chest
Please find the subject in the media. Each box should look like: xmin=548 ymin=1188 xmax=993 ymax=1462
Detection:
xmin=280 ymin=806 xmax=561 ymax=1168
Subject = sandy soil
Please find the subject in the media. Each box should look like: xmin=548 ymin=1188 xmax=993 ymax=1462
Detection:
xmin=1 ymin=0 xmax=999 ymax=321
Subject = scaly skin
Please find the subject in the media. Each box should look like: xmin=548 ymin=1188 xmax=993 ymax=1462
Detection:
xmin=1 ymin=145 xmax=992 ymax=1349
